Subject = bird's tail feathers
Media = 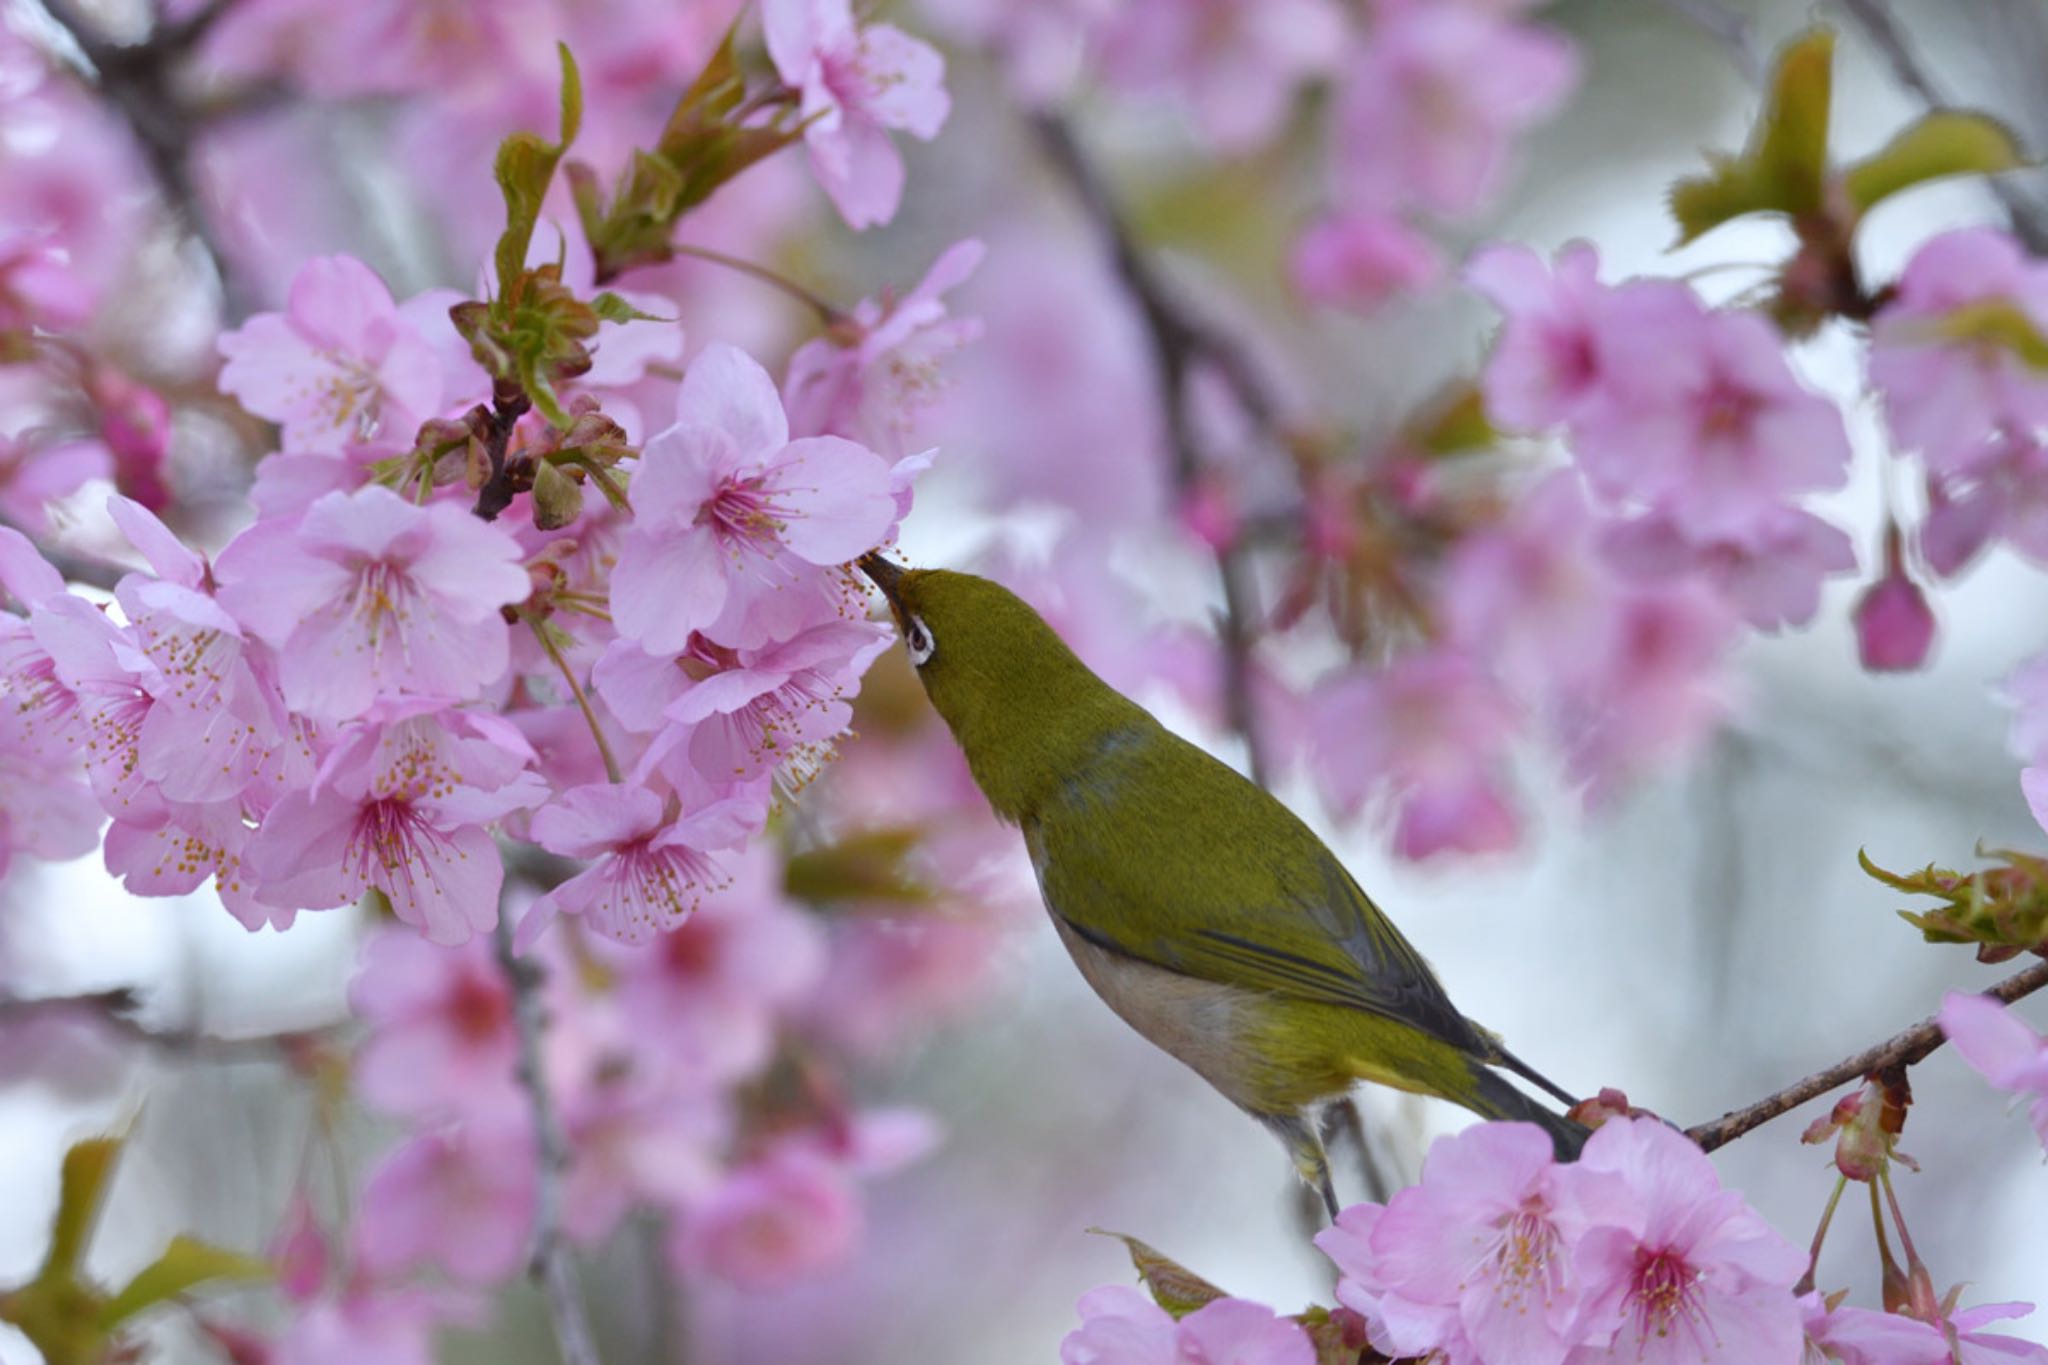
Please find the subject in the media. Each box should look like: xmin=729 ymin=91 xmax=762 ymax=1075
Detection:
xmin=1488 ymin=1043 xmax=1580 ymax=1110
xmin=1470 ymin=1067 xmax=1589 ymax=1162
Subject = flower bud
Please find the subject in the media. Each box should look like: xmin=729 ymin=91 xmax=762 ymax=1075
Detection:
xmin=1854 ymin=523 xmax=1935 ymax=672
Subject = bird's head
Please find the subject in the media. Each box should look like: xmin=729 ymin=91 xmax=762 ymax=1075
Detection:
xmin=857 ymin=553 xmax=1148 ymax=819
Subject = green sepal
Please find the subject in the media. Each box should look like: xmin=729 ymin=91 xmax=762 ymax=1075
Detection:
xmin=1668 ymin=28 xmax=1834 ymax=244
xmin=1292 ymin=1305 xmax=1378 ymax=1365
xmin=531 ymin=459 xmax=585 ymax=531
xmin=98 ymin=1236 xmax=269 ymax=1330
xmin=782 ymin=827 xmax=934 ymax=908
xmin=1923 ymin=298 xmax=2048 ymax=369
xmin=45 ymin=1137 xmax=121 ymax=1280
xmin=1409 ymin=385 xmax=1495 ymax=458
xmin=1086 ymin=1230 xmax=1228 ymax=1319
xmin=1842 ymin=110 xmax=2028 ymax=215
xmin=591 ymin=291 xmax=671 ymax=325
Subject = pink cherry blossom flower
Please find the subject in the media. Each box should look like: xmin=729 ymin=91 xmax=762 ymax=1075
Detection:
xmin=1567 ymin=1117 xmax=1806 ymax=1365
xmin=805 ymin=912 xmax=1009 ymax=1056
xmin=785 ymin=238 xmax=984 ymax=459
xmin=275 ymin=1284 xmax=478 ymax=1365
xmin=216 ymin=485 xmax=531 ymax=721
xmin=348 ymin=926 xmax=519 ymax=1121
xmin=0 ymin=430 xmax=110 ymax=534
xmin=669 ymin=1146 xmax=861 ymax=1289
xmin=272 ymin=1195 xmax=330 ymax=1305
xmin=1938 ymin=992 xmax=2048 ymax=1154
xmin=1573 ymin=307 xmax=1853 ymax=539
xmin=1291 ymin=212 xmax=1443 ymax=313
xmin=644 ymin=619 xmax=892 ymax=794
xmin=28 ymin=593 xmax=161 ymax=818
xmin=1095 ymin=0 xmax=1346 ymax=154
xmin=247 ymin=710 xmax=545 ymax=944
xmin=516 ymin=783 xmax=762 ymax=948
xmin=1308 ymin=648 xmax=1522 ymax=859
xmin=216 ymin=255 xmax=457 ymax=452
xmin=1919 ymin=430 xmax=2048 ymax=576
xmin=1061 ymin=1285 xmax=1317 ymax=1365
xmin=1335 ymin=3 xmax=1577 ymax=219
xmin=558 ymin=1067 xmax=728 ymax=1245
xmin=1325 ymin=1123 xmax=1613 ymax=1365
xmin=609 ymin=343 xmax=898 ymax=653
xmin=354 ymin=1123 xmax=536 ymax=1285
xmin=1466 ymin=242 xmax=1698 ymax=437
xmin=1868 ymin=227 xmax=2048 ymax=478
xmin=1601 ymin=506 xmax=1857 ymax=632
xmin=1552 ymin=583 xmax=1735 ymax=805
xmin=763 ymin=0 xmax=951 ymax=229
xmin=605 ymin=841 xmax=823 ymax=1081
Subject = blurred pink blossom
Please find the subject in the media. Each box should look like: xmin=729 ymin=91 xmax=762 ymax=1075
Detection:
xmin=763 ymin=0 xmax=951 ymax=229
xmin=1061 ymin=1285 xmax=1316 ymax=1365
xmin=349 ymin=927 xmax=520 ymax=1122
xmin=1292 ymin=212 xmax=1443 ymax=313
xmin=1096 ymin=0 xmax=1346 ymax=154
xmin=670 ymin=1146 xmax=861 ymax=1289
xmin=1938 ymin=992 xmax=2048 ymax=1155
xmin=355 ymin=1125 xmax=535 ymax=1285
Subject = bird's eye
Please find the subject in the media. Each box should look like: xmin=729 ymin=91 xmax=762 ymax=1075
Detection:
xmin=905 ymin=614 xmax=935 ymax=666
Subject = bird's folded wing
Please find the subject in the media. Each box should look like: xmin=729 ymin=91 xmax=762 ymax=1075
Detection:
xmin=1030 ymin=740 xmax=1483 ymax=1056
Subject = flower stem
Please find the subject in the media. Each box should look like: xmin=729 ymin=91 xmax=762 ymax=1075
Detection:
xmin=523 ymin=610 xmax=623 ymax=784
xmin=1797 ymin=1175 xmax=1848 ymax=1296
xmin=667 ymin=242 xmax=844 ymax=325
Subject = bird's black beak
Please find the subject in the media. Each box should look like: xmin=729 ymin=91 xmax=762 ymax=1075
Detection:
xmin=857 ymin=553 xmax=908 ymax=621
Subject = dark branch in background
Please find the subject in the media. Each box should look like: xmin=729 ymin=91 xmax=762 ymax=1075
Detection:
xmin=1686 ymin=957 xmax=2048 ymax=1151
xmin=33 ymin=0 xmax=251 ymax=312
xmin=1834 ymin=0 xmax=2048 ymax=253
xmin=491 ymin=915 xmax=603 ymax=1365
xmin=1029 ymin=113 xmax=1281 ymax=789
xmin=0 ymin=987 xmax=317 ymax=1060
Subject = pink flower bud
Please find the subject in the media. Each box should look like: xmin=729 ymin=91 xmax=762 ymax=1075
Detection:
xmin=1180 ymin=477 xmax=1241 ymax=551
xmin=1854 ymin=525 xmax=1936 ymax=672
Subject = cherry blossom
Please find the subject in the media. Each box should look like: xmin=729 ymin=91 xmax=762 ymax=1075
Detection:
xmin=1291 ymin=212 xmax=1444 ymax=313
xmin=1060 ymin=1286 xmax=1317 ymax=1365
xmin=349 ymin=927 xmax=520 ymax=1122
xmin=353 ymin=1123 xmax=536 ymax=1285
xmin=784 ymin=238 xmax=984 ymax=459
xmin=668 ymin=1145 xmax=862 ymax=1288
xmin=609 ymin=343 xmax=898 ymax=653
xmin=763 ymin=0 xmax=951 ymax=229
xmin=516 ymin=783 xmax=760 ymax=948
xmin=1868 ymin=227 xmax=2048 ymax=478
xmin=246 ymin=710 xmax=545 ymax=944
xmin=1938 ymin=992 xmax=2048 ymax=1154
xmin=216 ymin=486 xmax=531 ymax=721
xmin=216 ymin=255 xmax=475 ymax=453
xmin=1095 ymin=0 xmax=1346 ymax=154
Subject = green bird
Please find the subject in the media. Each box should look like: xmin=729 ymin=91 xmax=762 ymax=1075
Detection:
xmin=857 ymin=555 xmax=1587 ymax=1216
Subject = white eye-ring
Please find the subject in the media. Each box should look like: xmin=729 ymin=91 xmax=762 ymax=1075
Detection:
xmin=905 ymin=614 xmax=935 ymax=666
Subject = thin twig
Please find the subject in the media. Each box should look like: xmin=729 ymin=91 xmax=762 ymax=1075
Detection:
xmin=1028 ymin=112 xmax=1277 ymax=787
xmin=1686 ymin=958 xmax=2048 ymax=1152
xmin=667 ymin=242 xmax=845 ymax=325
xmin=491 ymin=914 xmax=603 ymax=1365
xmin=1836 ymin=0 xmax=2048 ymax=253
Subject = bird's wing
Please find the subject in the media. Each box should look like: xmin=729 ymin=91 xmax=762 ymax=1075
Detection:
xmin=1028 ymin=727 xmax=1485 ymax=1056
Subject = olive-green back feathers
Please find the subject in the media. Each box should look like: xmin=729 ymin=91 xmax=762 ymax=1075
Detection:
xmin=889 ymin=569 xmax=1485 ymax=1057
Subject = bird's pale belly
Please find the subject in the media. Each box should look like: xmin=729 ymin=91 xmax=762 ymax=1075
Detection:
xmin=1049 ymin=914 xmax=1281 ymax=1112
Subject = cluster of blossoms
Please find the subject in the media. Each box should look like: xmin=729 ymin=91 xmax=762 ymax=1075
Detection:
xmin=1063 ymin=1118 xmax=2048 ymax=1365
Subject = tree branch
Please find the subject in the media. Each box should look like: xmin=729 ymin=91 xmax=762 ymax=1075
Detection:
xmin=1686 ymin=958 xmax=2048 ymax=1152
xmin=33 ymin=0 xmax=248 ymax=312
xmin=1027 ymin=112 xmax=1278 ymax=788
xmin=491 ymin=914 xmax=603 ymax=1365
xmin=0 ymin=987 xmax=316 ymax=1060
xmin=1836 ymin=0 xmax=2048 ymax=254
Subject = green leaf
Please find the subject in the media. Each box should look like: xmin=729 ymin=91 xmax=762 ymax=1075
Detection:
xmin=1928 ymin=298 xmax=2048 ymax=369
xmin=489 ymin=46 xmax=583 ymax=316
xmin=1086 ymin=1231 xmax=1228 ymax=1319
xmin=783 ymin=827 xmax=935 ymax=908
xmin=1668 ymin=28 xmax=1835 ymax=244
xmin=1411 ymin=385 xmax=1495 ymax=458
xmin=98 ymin=1237 xmax=269 ymax=1329
xmin=1843 ymin=110 xmax=2029 ymax=214
xmin=43 ymin=1138 xmax=122 ymax=1280
xmin=591 ymin=292 xmax=671 ymax=325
